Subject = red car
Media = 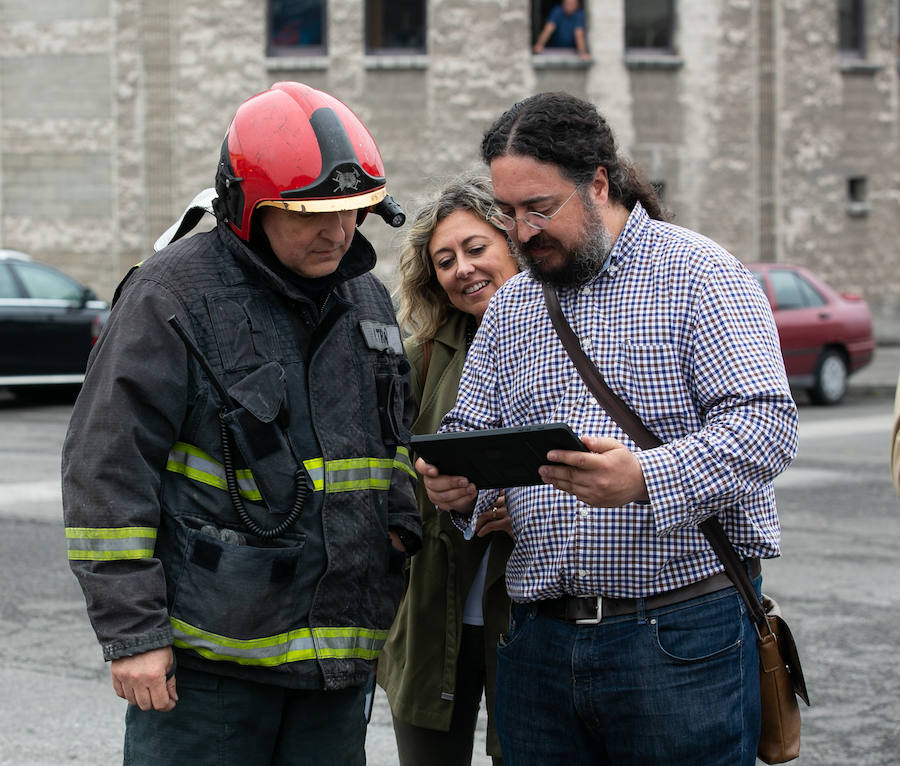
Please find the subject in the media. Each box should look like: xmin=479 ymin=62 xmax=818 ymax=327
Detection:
xmin=747 ymin=262 xmax=874 ymax=405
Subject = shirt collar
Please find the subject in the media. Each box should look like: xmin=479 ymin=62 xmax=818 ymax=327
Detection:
xmin=583 ymin=201 xmax=650 ymax=287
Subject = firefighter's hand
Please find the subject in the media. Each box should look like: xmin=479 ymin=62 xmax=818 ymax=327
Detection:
xmin=414 ymin=457 xmax=477 ymax=515
xmin=538 ymin=435 xmax=649 ymax=507
xmin=111 ymin=646 xmax=178 ymax=712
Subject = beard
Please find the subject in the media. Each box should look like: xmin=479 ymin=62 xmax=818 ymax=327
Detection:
xmin=515 ymin=206 xmax=613 ymax=288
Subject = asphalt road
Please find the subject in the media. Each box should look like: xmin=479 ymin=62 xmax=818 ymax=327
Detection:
xmin=1 ymin=383 xmax=898 ymax=765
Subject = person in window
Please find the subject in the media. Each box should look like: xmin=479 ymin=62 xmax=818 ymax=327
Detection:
xmin=533 ymin=0 xmax=591 ymax=60
xmin=417 ymin=92 xmax=798 ymax=764
xmin=377 ymin=175 xmax=519 ymax=766
xmin=61 ymin=81 xmax=421 ymax=766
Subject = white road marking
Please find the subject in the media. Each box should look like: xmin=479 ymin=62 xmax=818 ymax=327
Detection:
xmin=797 ymin=414 xmax=888 ymax=440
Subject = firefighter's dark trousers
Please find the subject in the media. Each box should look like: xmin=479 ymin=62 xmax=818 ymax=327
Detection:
xmin=123 ymin=665 xmax=367 ymax=765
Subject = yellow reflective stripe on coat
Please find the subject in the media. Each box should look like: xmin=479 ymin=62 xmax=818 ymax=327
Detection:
xmin=170 ymin=617 xmax=386 ymax=666
xmin=166 ymin=442 xmax=416 ymax=495
xmin=393 ymin=446 xmax=416 ymax=479
xmin=65 ymin=526 xmax=157 ymax=560
xmin=166 ymin=442 xmax=261 ymax=501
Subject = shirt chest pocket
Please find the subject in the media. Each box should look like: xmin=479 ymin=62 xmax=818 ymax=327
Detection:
xmin=613 ymin=342 xmax=700 ymax=439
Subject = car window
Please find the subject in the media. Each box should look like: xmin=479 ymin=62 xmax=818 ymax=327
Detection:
xmin=12 ymin=261 xmax=84 ymax=301
xmin=795 ymin=274 xmax=826 ymax=307
xmin=0 ymin=263 xmax=20 ymax=298
xmin=751 ymin=271 xmax=765 ymax=294
xmin=769 ymin=269 xmax=825 ymax=310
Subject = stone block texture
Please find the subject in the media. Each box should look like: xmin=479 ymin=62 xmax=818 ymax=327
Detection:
xmin=1 ymin=0 xmax=898 ymax=339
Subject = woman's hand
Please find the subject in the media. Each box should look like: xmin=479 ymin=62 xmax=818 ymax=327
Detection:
xmin=473 ymin=491 xmax=513 ymax=538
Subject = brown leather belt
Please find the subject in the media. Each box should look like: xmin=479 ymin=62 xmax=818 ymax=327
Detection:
xmin=534 ymin=559 xmax=761 ymax=625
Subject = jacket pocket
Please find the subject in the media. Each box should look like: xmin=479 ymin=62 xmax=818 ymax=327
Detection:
xmin=373 ymin=356 xmax=411 ymax=447
xmin=170 ymin=524 xmax=308 ymax=641
xmin=207 ymin=290 xmax=279 ymax=372
xmin=650 ymin=590 xmax=743 ymax=663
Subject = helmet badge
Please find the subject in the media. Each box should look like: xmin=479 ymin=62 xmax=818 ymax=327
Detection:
xmin=332 ymin=167 xmax=362 ymax=193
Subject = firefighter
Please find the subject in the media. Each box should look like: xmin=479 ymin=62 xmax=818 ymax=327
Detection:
xmin=62 ymin=81 xmax=421 ymax=765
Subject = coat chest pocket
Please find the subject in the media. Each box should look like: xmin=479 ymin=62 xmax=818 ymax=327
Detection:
xmin=206 ymin=291 xmax=307 ymax=514
xmin=221 ymin=361 xmax=311 ymax=516
xmin=207 ymin=291 xmax=279 ymax=372
xmin=373 ymin=356 xmax=411 ymax=447
xmin=360 ymin=319 xmax=411 ymax=447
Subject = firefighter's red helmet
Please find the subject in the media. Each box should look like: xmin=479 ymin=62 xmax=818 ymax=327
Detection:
xmin=215 ymin=81 xmax=387 ymax=240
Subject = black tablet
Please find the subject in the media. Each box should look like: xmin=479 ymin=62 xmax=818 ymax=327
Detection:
xmin=409 ymin=423 xmax=587 ymax=489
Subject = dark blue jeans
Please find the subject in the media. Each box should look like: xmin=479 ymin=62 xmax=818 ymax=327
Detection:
xmin=495 ymin=582 xmax=761 ymax=766
xmin=124 ymin=666 xmax=367 ymax=765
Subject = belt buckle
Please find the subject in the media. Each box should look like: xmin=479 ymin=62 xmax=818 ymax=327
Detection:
xmin=575 ymin=596 xmax=602 ymax=625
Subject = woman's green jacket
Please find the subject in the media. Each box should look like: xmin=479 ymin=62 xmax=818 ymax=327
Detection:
xmin=377 ymin=310 xmax=513 ymax=757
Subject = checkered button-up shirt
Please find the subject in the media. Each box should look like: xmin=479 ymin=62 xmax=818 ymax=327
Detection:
xmin=441 ymin=203 xmax=798 ymax=602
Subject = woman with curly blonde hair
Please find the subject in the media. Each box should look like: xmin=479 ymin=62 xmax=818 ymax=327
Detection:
xmin=379 ymin=174 xmax=518 ymax=766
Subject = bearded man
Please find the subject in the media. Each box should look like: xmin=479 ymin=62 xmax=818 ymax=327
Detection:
xmin=415 ymin=92 xmax=798 ymax=765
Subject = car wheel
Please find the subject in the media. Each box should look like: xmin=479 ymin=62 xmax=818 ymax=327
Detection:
xmin=808 ymin=349 xmax=848 ymax=405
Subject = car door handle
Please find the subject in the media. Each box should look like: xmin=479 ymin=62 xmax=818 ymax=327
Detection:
xmin=818 ymin=312 xmax=831 ymax=320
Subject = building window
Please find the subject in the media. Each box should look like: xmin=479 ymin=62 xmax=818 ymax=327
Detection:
xmin=267 ymin=0 xmax=326 ymax=56
xmin=366 ymin=0 xmax=426 ymax=53
xmin=625 ymin=0 xmax=675 ymax=52
xmin=531 ymin=0 xmax=588 ymax=55
xmin=847 ymin=175 xmax=870 ymax=216
xmin=838 ymin=0 xmax=865 ymax=57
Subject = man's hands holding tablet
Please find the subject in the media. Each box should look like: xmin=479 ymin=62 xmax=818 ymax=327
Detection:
xmin=538 ymin=435 xmax=649 ymax=507
xmin=415 ymin=457 xmax=478 ymax=515
xmin=415 ymin=431 xmax=649 ymax=514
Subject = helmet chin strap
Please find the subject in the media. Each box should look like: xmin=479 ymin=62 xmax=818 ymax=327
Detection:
xmin=155 ymin=185 xmax=407 ymax=254
xmin=154 ymin=187 xmax=217 ymax=251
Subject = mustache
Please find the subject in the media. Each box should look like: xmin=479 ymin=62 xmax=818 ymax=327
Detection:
xmin=513 ymin=216 xmax=612 ymax=288
xmin=518 ymin=232 xmax=555 ymax=257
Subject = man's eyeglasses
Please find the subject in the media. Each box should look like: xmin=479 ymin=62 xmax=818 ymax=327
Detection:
xmin=488 ymin=187 xmax=579 ymax=232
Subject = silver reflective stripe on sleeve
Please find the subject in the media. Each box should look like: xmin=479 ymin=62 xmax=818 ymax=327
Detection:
xmin=65 ymin=527 xmax=157 ymax=560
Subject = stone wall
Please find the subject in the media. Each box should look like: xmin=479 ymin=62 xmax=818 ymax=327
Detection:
xmin=1 ymin=0 xmax=898 ymax=338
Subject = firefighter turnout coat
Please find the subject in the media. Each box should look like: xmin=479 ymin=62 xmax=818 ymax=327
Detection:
xmin=62 ymin=220 xmax=420 ymax=691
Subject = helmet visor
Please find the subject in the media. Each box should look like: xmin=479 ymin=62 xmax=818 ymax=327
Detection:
xmin=256 ymin=187 xmax=385 ymax=215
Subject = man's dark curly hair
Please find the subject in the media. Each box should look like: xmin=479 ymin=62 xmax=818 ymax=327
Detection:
xmin=481 ymin=92 xmax=668 ymax=221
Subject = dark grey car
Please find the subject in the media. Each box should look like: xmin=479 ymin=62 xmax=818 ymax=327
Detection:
xmin=0 ymin=249 xmax=109 ymax=387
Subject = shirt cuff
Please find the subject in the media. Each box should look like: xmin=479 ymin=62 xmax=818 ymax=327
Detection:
xmin=449 ymin=489 xmax=500 ymax=534
xmin=635 ymin=446 xmax=695 ymax=536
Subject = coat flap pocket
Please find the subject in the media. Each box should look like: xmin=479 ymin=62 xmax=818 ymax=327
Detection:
xmin=227 ymin=362 xmax=286 ymax=422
